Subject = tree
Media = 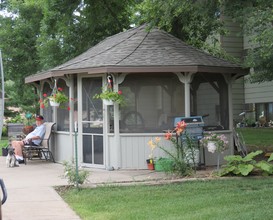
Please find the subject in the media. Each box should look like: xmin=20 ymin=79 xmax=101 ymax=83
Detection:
xmin=0 ymin=0 xmax=135 ymax=112
xmin=0 ymin=1 xmax=43 ymax=113
xmin=37 ymin=0 xmax=135 ymax=70
xmin=221 ymin=0 xmax=273 ymax=82
xmin=132 ymin=0 xmax=223 ymax=50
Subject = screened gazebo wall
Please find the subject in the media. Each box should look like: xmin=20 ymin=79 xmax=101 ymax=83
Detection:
xmin=192 ymin=73 xmax=229 ymax=130
xmin=117 ymin=72 xmax=229 ymax=133
xmin=119 ymin=73 xmax=185 ymax=133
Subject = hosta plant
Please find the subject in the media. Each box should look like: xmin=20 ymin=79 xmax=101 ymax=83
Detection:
xmin=220 ymin=150 xmax=273 ymax=176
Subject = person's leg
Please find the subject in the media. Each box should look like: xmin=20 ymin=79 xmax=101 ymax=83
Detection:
xmin=11 ymin=140 xmax=24 ymax=157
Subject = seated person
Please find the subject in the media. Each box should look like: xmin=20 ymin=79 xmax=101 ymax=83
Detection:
xmin=11 ymin=115 xmax=46 ymax=163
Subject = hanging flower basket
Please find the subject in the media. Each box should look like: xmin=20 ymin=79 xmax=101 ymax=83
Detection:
xmin=93 ymin=87 xmax=125 ymax=105
xmin=49 ymin=100 xmax=60 ymax=107
xmin=39 ymin=82 xmax=70 ymax=109
xmin=103 ymin=99 xmax=114 ymax=105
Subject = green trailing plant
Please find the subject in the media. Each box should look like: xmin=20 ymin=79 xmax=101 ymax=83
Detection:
xmin=220 ymin=150 xmax=273 ymax=176
xmin=39 ymin=87 xmax=70 ymax=109
xmin=93 ymin=87 xmax=125 ymax=105
xmin=63 ymin=160 xmax=90 ymax=186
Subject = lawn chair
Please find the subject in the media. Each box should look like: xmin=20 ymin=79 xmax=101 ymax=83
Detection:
xmin=23 ymin=122 xmax=56 ymax=163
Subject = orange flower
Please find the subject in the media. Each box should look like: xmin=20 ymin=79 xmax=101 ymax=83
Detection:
xmin=165 ymin=131 xmax=172 ymax=140
xmin=175 ymin=120 xmax=187 ymax=136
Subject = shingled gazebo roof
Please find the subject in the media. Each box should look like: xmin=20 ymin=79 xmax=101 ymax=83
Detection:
xmin=26 ymin=24 xmax=248 ymax=83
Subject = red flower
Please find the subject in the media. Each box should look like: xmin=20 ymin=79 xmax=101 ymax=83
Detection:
xmin=118 ymin=90 xmax=122 ymax=95
xmin=39 ymin=99 xmax=43 ymax=103
xmin=175 ymin=120 xmax=187 ymax=136
xmin=40 ymin=103 xmax=45 ymax=109
xmin=43 ymin=93 xmax=47 ymax=97
xmin=67 ymin=106 xmax=71 ymax=111
xmin=164 ymin=131 xmax=172 ymax=140
xmin=57 ymin=87 xmax=63 ymax=91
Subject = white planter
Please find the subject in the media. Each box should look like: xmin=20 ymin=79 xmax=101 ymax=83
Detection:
xmin=207 ymin=141 xmax=217 ymax=153
xmin=49 ymin=100 xmax=60 ymax=107
xmin=103 ymin=99 xmax=114 ymax=105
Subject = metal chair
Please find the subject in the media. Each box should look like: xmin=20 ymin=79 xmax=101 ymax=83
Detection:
xmin=23 ymin=122 xmax=56 ymax=163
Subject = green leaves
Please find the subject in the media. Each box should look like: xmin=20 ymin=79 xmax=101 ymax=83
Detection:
xmin=220 ymin=150 xmax=273 ymax=176
xmin=133 ymin=0 xmax=222 ymax=50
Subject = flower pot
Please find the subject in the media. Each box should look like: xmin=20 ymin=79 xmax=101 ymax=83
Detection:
xmin=49 ymin=100 xmax=60 ymax=107
xmin=146 ymin=159 xmax=155 ymax=170
xmin=147 ymin=163 xmax=155 ymax=170
xmin=103 ymin=99 xmax=114 ymax=105
xmin=22 ymin=125 xmax=34 ymax=135
xmin=207 ymin=141 xmax=217 ymax=153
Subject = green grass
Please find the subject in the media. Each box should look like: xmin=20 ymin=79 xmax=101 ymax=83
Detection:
xmin=237 ymin=127 xmax=273 ymax=151
xmin=0 ymin=137 xmax=8 ymax=156
xmin=60 ymin=178 xmax=273 ymax=220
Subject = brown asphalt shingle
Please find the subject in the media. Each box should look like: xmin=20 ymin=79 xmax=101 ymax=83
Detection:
xmin=26 ymin=24 xmax=248 ymax=83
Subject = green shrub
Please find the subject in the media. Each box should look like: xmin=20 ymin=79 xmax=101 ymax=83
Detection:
xmin=63 ymin=160 xmax=90 ymax=186
xmin=220 ymin=150 xmax=273 ymax=176
xmin=2 ymin=125 xmax=7 ymax=137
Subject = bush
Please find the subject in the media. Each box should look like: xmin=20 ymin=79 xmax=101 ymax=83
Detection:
xmin=2 ymin=125 xmax=7 ymax=137
xmin=220 ymin=150 xmax=273 ymax=176
xmin=63 ymin=160 xmax=90 ymax=186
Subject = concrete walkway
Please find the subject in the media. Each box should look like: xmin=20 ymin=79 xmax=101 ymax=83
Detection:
xmin=0 ymin=157 xmax=169 ymax=220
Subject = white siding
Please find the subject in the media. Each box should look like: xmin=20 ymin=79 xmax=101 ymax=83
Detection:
xmin=117 ymin=132 xmax=233 ymax=169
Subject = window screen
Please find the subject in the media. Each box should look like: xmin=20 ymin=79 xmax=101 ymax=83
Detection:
xmin=119 ymin=73 xmax=184 ymax=133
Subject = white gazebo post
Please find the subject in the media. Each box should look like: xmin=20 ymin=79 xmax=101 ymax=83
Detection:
xmin=175 ymin=72 xmax=195 ymax=117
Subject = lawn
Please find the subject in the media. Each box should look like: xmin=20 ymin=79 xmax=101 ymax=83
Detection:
xmin=237 ymin=127 xmax=273 ymax=151
xmin=0 ymin=137 xmax=8 ymax=156
xmin=60 ymin=178 xmax=273 ymax=220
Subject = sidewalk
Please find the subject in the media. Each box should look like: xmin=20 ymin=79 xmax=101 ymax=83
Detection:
xmin=0 ymin=157 xmax=168 ymax=220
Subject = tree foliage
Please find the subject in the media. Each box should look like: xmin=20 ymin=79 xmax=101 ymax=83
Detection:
xmin=133 ymin=0 xmax=223 ymax=50
xmin=0 ymin=0 xmax=134 ymax=113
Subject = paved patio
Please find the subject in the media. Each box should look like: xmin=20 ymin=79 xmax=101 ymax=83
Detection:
xmin=0 ymin=156 xmax=213 ymax=219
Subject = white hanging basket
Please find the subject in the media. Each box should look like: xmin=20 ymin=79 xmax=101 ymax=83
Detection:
xmin=103 ymin=99 xmax=114 ymax=105
xmin=49 ymin=100 xmax=60 ymax=107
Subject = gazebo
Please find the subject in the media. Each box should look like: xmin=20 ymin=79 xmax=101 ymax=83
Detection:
xmin=25 ymin=24 xmax=248 ymax=169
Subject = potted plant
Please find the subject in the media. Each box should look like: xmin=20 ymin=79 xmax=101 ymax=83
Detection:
xmin=147 ymin=137 xmax=160 ymax=170
xmin=39 ymin=87 xmax=69 ymax=108
xmin=200 ymin=132 xmax=229 ymax=171
xmin=93 ymin=87 xmax=124 ymax=105
xmin=22 ymin=112 xmax=35 ymax=135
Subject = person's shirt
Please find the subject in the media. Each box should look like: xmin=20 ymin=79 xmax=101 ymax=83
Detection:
xmin=25 ymin=123 xmax=46 ymax=145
